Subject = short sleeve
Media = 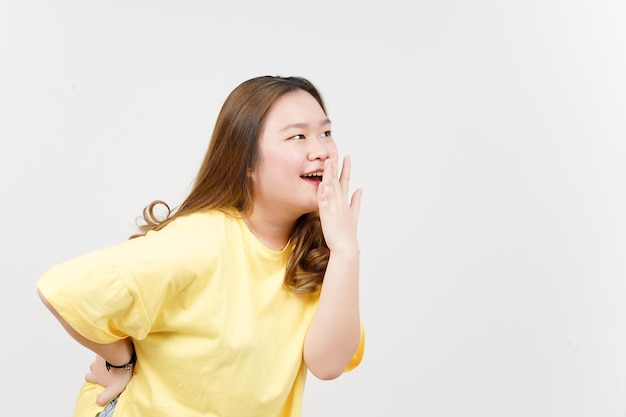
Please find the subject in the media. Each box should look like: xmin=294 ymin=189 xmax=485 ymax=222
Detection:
xmin=37 ymin=242 xmax=152 ymax=343
xmin=36 ymin=214 xmax=217 ymax=344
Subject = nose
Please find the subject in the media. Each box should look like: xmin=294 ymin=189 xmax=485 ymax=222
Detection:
xmin=307 ymin=137 xmax=332 ymax=161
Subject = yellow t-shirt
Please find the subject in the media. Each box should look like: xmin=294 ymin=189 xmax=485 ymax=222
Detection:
xmin=37 ymin=209 xmax=364 ymax=417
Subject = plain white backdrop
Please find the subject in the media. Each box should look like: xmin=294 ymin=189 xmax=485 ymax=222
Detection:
xmin=1 ymin=1 xmax=626 ymax=416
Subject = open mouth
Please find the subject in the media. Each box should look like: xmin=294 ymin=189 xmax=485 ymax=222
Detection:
xmin=301 ymin=173 xmax=323 ymax=182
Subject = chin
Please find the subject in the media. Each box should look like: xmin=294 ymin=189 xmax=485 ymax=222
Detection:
xmin=295 ymin=203 xmax=319 ymax=218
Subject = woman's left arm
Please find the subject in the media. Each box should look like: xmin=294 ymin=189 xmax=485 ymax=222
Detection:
xmin=303 ymin=152 xmax=363 ymax=380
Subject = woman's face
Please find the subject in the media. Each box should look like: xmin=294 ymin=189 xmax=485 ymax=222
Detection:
xmin=250 ymin=89 xmax=337 ymax=221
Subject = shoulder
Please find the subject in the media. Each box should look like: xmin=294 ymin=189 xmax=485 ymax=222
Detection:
xmin=142 ymin=208 xmax=242 ymax=245
xmin=100 ymin=209 xmax=241 ymax=270
xmin=163 ymin=208 xmax=240 ymax=233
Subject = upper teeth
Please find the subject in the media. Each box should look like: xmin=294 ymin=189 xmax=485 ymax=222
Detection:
xmin=303 ymin=173 xmax=322 ymax=177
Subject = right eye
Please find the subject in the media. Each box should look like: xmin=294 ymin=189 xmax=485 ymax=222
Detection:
xmin=290 ymin=134 xmax=305 ymax=140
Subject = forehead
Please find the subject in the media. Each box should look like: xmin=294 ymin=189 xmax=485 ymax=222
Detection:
xmin=262 ymin=89 xmax=328 ymax=132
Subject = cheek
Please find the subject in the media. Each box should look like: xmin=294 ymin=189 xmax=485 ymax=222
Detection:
xmin=264 ymin=149 xmax=302 ymax=173
xmin=254 ymin=145 xmax=305 ymax=184
xmin=250 ymin=161 xmax=286 ymax=188
xmin=326 ymin=139 xmax=338 ymax=153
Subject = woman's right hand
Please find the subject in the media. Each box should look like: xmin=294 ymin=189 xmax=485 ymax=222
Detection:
xmin=85 ymin=355 xmax=134 ymax=406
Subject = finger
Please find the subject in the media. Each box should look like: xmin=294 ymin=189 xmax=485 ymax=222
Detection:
xmin=96 ymin=388 xmax=115 ymax=406
xmin=318 ymin=158 xmax=334 ymax=203
xmin=325 ymin=150 xmax=338 ymax=181
xmin=350 ymin=188 xmax=363 ymax=224
xmin=97 ymin=383 xmax=126 ymax=407
xmin=339 ymin=154 xmax=352 ymax=192
xmin=85 ymin=371 xmax=95 ymax=383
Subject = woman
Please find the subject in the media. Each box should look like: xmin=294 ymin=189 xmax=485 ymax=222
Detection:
xmin=37 ymin=75 xmax=364 ymax=417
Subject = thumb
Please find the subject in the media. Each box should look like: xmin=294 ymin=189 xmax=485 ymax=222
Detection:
xmin=96 ymin=386 xmax=119 ymax=407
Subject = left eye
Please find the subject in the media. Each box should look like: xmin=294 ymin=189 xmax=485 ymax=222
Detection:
xmin=321 ymin=130 xmax=332 ymax=138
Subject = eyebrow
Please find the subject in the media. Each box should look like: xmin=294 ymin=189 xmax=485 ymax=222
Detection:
xmin=280 ymin=118 xmax=332 ymax=131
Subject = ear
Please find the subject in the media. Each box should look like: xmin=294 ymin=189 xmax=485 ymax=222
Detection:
xmin=247 ymin=165 xmax=259 ymax=182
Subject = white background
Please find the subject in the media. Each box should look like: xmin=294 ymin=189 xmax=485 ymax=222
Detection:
xmin=1 ymin=1 xmax=626 ymax=416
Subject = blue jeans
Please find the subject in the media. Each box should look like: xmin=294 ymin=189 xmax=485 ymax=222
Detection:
xmin=96 ymin=396 xmax=119 ymax=417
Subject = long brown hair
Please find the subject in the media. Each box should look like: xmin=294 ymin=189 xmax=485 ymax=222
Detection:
xmin=132 ymin=75 xmax=329 ymax=294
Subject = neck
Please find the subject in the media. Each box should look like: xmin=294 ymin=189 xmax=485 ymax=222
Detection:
xmin=242 ymin=212 xmax=293 ymax=251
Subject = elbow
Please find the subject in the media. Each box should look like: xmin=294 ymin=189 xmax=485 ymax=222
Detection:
xmin=37 ymin=287 xmax=65 ymax=324
xmin=308 ymin=365 xmax=344 ymax=381
xmin=37 ymin=288 xmax=52 ymax=309
xmin=305 ymin=351 xmax=353 ymax=380
xmin=304 ymin=337 xmax=360 ymax=381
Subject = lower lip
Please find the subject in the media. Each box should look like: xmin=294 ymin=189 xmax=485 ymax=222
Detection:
xmin=301 ymin=177 xmax=322 ymax=186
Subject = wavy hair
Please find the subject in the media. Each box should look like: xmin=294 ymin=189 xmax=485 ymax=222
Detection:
xmin=131 ymin=75 xmax=329 ymax=294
